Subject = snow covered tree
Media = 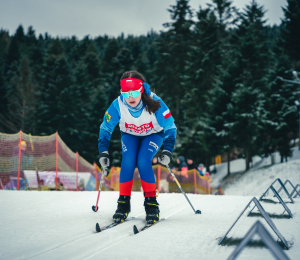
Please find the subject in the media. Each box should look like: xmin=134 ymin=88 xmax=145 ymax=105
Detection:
xmin=261 ymin=0 xmax=300 ymax=162
xmin=153 ymin=0 xmax=193 ymax=126
xmin=227 ymin=0 xmax=271 ymax=170
xmin=181 ymin=0 xmax=238 ymax=171
xmin=36 ymin=39 xmax=77 ymax=146
xmin=281 ymin=0 xmax=300 ymax=70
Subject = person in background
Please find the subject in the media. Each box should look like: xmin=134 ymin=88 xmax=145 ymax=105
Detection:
xmin=152 ymin=156 xmax=159 ymax=184
xmin=177 ymin=156 xmax=188 ymax=178
xmin=187 ymin=158 xmax=195 ymax=170
xmin=152 ymin=157 xmax=158 ymax=165
xmin=8 ymin=141 xmax=32 ymax=189
xmin=197 ymin=163 xmax=206 ymax=176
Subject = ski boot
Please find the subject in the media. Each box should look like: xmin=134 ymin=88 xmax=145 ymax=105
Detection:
xmin=144 ymin=196 xmax=160 ymax=223
xmin=113 ymin=195 xmax=131 ymax=223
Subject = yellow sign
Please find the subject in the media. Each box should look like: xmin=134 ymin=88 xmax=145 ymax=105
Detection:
xmin=215 ymin=155 xmax=221 ymax=165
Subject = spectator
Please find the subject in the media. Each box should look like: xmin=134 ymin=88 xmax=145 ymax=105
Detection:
xmin=187 ymin=158 xmax=195 ymax=170
xmin=8 ymin=141 xmax=32 ymax=189
xmin=152 ymin=156 xmax=159 ymax=181
xmin=152 ymin=157 xmax=158 ymax=165
xmin=177 ymin=156 xmax=188 ymax=178
xmin=197 ymin=163 xmax=206 ymax=176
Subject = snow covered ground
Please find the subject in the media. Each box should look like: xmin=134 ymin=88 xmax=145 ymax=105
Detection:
xmin=1 ymin=148 xmax=300 ymax=260
xmin=0 ymin=189 xmax=299 ymax=260
xmin=225 ymin=159 xmax=300 ymax=197
xmin=210 ymin=146 xmax=300 ymax=188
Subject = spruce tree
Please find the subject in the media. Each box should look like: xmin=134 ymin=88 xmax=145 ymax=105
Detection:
xmin=154 ymin=0 xmax=193 ymax=126
xmin=281 ymin=0 xmax=300 ymax=70
xmin=228 ymin=0 xmax=271 ymax=170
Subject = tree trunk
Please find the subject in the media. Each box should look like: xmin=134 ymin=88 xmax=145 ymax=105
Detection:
xmin=227 ymin=147 xmax=231 ymax=177
xmin=245 ymin=148 xmax=250 ymax=171
xmin=271 ymin=154 xmax=274 ymax=165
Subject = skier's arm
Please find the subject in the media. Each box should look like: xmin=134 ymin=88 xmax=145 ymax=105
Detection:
xmin=153 ymin=95 xmax=177 ymax=153
xmin=98 ymin=99 xmax=121 ymax=154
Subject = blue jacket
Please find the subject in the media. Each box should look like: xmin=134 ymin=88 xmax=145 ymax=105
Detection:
xmin=98 ymin=83 xmax=176 ymax=154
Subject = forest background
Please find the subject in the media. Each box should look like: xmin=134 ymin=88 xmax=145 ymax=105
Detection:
xmin=0 ymin=0 xmax=299 ymax=173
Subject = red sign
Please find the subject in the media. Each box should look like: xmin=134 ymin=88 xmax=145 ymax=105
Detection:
xmin=125 ymin=122 xmax=155 ymax=134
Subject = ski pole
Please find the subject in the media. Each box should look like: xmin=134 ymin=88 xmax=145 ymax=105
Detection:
xmin=166 ymin=165 xmax=201 ymax=214
xmin=92 ymin=168 xmax=108 ymax=212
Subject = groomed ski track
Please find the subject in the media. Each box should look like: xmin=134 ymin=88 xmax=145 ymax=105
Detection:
xmin=1 ymin=189 xmax=300 ymax=260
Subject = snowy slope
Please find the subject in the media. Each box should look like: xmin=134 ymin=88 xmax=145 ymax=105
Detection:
xmin=0 ymin=190 xmax=299 ymax=260
xmin=224 ymin=159 xmax=300 ymax=197
xmin=210 ymin=147 xmax=300 ymax=188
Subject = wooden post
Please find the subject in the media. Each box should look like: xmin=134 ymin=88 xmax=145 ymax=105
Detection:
xmin=94 ymin=163 xmax=98 ymax=191
xmin=56 ymin=132 xmax=58 ymax=191
xmin=76 ymin=152 xmax=78 ymax=191
xmin=157 ymin=165 xmax=161 ymax=192
xmin=193 ymin=168 xmax=197 ymax=194
xmin=17 ymin=130 xmax=22 ymax=190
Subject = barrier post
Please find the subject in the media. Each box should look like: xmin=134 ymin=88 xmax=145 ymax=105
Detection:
xmin=193 ymin=169 xmax=197 ymax=194
xmin=111 ymin=166 xmax=114 ymax=190
xmin=17 ymin=130 xmax=22 ymax=190
xmin=94 ymin=163 xmax=98 ymax=191
xmin=76 ymin=152 xmax=78 ymax=191
xmin=157 ymin=165 xmax=161 ymax=192
xmin=56 ymin=132 xmax=58 ymax=190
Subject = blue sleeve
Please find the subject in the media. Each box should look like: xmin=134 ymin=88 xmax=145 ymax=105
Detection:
xmin=153 ymin=94 xmax=177 ymax=153
xmin=153 ymin=94 xmax=176 ymax=131
xmin=98 ymin=99 xmax=120 ymax=153
xmin=163 ymin=128 xmax=177 ymax=153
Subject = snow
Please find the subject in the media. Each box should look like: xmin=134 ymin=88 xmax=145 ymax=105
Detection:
xmin=210 ymin=146 xmax=300 ymax=188
xmin=1 ymin=189 xmax=300 ymax=259
xmin=225 ymin=159 xmax=300 ymax=197
xmin=1 ymin=150 xmax=300 ymax=260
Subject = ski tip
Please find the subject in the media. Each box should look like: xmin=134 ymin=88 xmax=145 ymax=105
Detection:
xmin=195 ymin=210 xmax=201 ymax=214
xmin=96 ymin=223 xmax=101 ymax=233
xmin=133 ymin=225 xmax=139 ymax=234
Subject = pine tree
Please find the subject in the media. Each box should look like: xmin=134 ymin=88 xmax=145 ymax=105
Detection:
xmin=154 ymin=0 xmax=193 ymax=126
xmin=228 ymin=0 xmax=271 ymax=170
xmin=181 ymin=0 xmax=238 ymax=171
xmin=261 ymin=0 xmax=300 ymax=162
xmin=281 ymin=0 xmax=300 ymax=70
xmin=36 ymin=39 xmax=76 ymax=145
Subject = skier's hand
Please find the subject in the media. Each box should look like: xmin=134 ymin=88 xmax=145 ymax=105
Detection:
xmin=158 ymin=150 xmax=172 ymax=166
xmin=99 ymin=151 xmax=110 ymax=176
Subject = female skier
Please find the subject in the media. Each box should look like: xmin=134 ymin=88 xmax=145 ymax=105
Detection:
xmin=98 ymin=71 xmax=176 ymax=223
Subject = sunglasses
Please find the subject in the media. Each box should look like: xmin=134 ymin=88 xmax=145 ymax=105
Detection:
xmin=120 ymin=86 xmax=143 ymax=99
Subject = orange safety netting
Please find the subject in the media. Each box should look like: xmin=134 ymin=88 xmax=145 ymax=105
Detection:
xmin=105 ymin=165 xmax=212 ymax=194
xmin=0 ymin=131 xmax=213 ymax=194
xmin=0 ymin=131 xmax=109 ymax=191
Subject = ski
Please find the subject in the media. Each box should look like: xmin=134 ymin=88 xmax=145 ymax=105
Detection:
xmin=96 ymin=217 xmax=134 ymax=233
xmin=133 ymin=218 xmax=165 ymax=234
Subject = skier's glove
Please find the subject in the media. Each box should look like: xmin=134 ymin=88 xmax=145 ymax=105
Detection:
xmin=158 ymin=150 xmax=172 ymax=166
xmin=99 ymin=151 xmax=110 ymax=176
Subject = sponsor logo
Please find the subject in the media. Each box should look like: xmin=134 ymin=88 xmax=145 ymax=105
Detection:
xmin=105 ymin=111 xmax=111 ymax=122
xmin=125 ymin=122 xmax=155 ymax=134
xmin=149 ymin=141 xmax=158 ymax=150
xmin=163 ymin=109 xmax=171 ymax=119
xmin=148 ymin=149 xmax=153 ymax=152
xmin=122 ymin=141 xmax=127 ymax=152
